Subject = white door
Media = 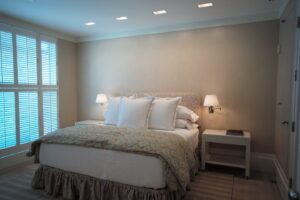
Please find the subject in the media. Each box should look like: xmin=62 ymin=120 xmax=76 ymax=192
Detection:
xmin=275 ymin=0 xmax=297 ymax=179
xmin=288 ymin=1 xmax=300 ymax=199
xmin=294 ymin=1 xmax=300 ymax=198
xmin=292 ymin=19 xmax=300 ymax=200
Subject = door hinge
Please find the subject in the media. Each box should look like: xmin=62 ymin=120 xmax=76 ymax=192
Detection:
xmin=277 ymin=44 xmax=282 ymax=54
xmin=295 ymin=70 xmax=298 ymax=81
xmin=291 ymin=121 xmax=295 ymax=132
xmin=298 ymin=17 xmax=300 ymax=28
xmin=289 ymin=178 xmax=293 ymax=188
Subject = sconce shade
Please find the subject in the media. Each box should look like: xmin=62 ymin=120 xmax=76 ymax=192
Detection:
xmin=203 ymin=95 xmax=220 ymax=107
xmin=96 ymin=94 xmax=108 ymax=104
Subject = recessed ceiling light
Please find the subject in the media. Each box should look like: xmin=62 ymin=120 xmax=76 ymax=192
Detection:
xmin=198 ymin=3 xmax=213 ymax=8
xmin=85 ymin=22 xmax=96 ymax=26
xmin=116 ymin=16 xmax=128 ymax=21
xmin=153 ymin=10 xmax=167 ymax=15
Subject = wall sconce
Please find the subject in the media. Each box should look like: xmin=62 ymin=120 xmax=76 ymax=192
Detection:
xmin=203 ymin=95 xmax=221 ymax=113
xmin=96 ymin=94 xmax=108 ymax=105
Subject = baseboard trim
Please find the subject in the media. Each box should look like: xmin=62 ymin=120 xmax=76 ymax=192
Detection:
xmin=251 ymin=152 xmax=275 ymax=174
xmin=0 ymin=151 xmax=33 ymax=173
xmin=208 ymin=152 xmax=288 ymax=199
xmin=273 ymin=158 xmax=289 ymax=200
xmin=251 ymin=153 xmax=289 ymax=200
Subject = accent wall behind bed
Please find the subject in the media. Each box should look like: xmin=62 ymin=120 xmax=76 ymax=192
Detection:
xmin=77 ymin=20 xmax=279 ymax=154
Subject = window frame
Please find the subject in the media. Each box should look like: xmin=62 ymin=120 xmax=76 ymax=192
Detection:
xmin=0 ymin=23 xmax=59 ymax=157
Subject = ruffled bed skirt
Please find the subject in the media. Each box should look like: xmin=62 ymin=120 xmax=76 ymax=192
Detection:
xmin=32 ymin=165 xmax=185 ymax=200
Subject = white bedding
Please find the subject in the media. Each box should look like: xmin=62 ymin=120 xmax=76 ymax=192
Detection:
xmin=39 ymin=127 xmax=199 ymax=189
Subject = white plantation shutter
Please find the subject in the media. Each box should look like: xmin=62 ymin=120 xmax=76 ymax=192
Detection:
xmin=0 ymin=25 xmax=58 ymax=155
xmin=19 ymin=92 xmax=39 ymax=144
xmin=0 ymin=92 xmax=16 ymax=149
xmin=16 ymin=34 xmax=37 ymax=85
xmin=0 ymin=31 xmax=14 ymax=84
xmin=43 ymin=91 xmax=58 ymax=135
xmin=41 ymin=41 xmax=57 ymax=85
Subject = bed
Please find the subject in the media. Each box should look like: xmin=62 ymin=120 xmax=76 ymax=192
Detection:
xmin=29 ymin=93 xmax=202 ymax=200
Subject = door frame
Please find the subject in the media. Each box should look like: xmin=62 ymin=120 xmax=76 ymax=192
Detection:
xmin=290 ymin=0 xmax=300 ymax=193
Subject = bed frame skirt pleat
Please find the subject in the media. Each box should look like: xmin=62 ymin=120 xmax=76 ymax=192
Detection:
xmin=32 ymin=165 xmax=184 ymax=200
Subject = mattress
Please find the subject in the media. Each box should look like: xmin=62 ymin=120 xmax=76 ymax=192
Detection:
xmin=39 ymin=127 xmax=199 ymax=189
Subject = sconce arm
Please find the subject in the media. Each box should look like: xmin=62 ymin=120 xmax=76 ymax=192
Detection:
xmin=208 ymin=106 xmax=221 ymax=113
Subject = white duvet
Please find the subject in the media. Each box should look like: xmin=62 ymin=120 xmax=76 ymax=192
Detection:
xmin=39 ymin=127 xmax=199 ymax=189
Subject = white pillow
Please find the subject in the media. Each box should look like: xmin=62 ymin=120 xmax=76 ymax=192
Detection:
xmin=104 ymin=96 xmax=121 ymax=125
xmin=117 ymin=97 xmax=154 ymax=128
xmin=148 ymin=97 xmax=182 ymax=131
xmin=176 ymin=105 xmax=199 ymax=122
xmin=175 ymin=119 xmax=199 ymax=130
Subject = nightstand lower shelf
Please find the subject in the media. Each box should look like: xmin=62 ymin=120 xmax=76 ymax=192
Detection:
xmin=205 ymin=154 xmax=246 ymax=169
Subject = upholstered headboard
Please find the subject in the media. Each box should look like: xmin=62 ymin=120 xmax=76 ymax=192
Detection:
xmin=119 ymin=92 xmax=202 ymax=125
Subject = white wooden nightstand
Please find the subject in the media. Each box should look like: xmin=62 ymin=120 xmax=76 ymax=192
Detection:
xmin=75 ymin=120 xmax=104 ymax=127
xmin=201 ymin=129 xmax=251 ymax=177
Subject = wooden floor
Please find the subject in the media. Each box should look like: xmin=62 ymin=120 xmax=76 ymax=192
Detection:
xmin=184 ymin=165 xmax=282 ymax=200
xmin=0 ymin=163 xmax=282 ymax=200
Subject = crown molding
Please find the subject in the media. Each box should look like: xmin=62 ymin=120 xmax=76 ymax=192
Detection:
xmin=0 ymin=8 xmax=282 ymax=44
xmin=0 ymin=14 xmax=76 ymax=42
xmin=279 ymin=0 xmax=289 ymax=18
xmin=77 ymin=11 xmax=280 ymax=43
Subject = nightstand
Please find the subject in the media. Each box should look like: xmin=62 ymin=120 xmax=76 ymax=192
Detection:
xmin=201 ymin=129 xmax=251 ymax=177
xmin=75 ymin=120 xmax=104 ymax=127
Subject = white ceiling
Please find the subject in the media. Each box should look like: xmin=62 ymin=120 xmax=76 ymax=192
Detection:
xmin=0 ymin=0 xmax=287 ymax=42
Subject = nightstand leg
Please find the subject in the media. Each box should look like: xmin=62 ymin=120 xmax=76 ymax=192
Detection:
xmin=201 ymin=138 xmax=206 ymax=170
xmin=245 ymin=141 xmax=250 ymax=177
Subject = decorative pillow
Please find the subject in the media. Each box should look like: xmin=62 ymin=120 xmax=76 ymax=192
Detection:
xmin=148 ymin=97 xmax=182 ymax=131
xmin=176 ymin=105 xmax=199 ymax=122
xmin=175 ymin=119 xmax=199 ymax=130
xmin=117 ymin=97 xmax=154 ymax=128
xmin=104 ymin=96 xmax=121 ymax=125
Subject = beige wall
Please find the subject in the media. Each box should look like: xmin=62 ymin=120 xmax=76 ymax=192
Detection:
xmin=77 ymin=20 xmax=279 ymax=153
xmin=58 ymin=39 xmax=78 ymax=128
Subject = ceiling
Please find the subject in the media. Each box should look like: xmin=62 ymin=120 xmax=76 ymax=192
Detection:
xmin=0 ymin=0 xmax=287 ymax=42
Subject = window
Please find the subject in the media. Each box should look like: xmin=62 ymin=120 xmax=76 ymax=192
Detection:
xmin=19 ymin=92 xmax=39 ymax=144
xmin=17 ymin=35 xmax=37 ymax=85
xmin=0 ymin=92 xmax=16 ymax=149
xmin=0 ymin=31 xmax=14 ymax=84
xmin=0 ymin=25 xmax=58 ymax=156
xmin=41 ymin=41 xmax=56 ymax=85
xmin=43 ymin=91 xmax=58 ymax=134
